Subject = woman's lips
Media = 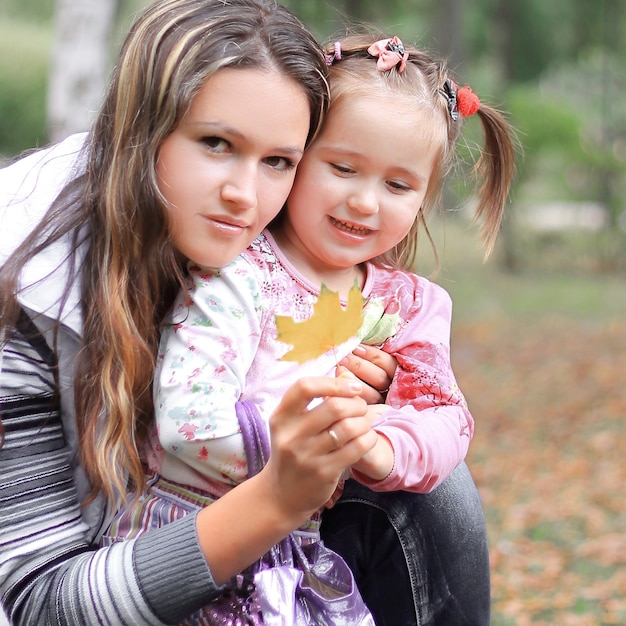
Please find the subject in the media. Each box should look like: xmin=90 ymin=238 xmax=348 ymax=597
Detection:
xmin=203 ymin=214 xmax=248 ymax=235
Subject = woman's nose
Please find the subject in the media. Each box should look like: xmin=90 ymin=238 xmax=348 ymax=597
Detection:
xmin=221 ymin=161 xmax=258 ymax=210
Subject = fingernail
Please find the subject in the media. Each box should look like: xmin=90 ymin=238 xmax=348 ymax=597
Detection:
xmin=353 ymin=345 xmax=367 ymax=355
xmin=348 ymin=381 xmax=363 ymax=392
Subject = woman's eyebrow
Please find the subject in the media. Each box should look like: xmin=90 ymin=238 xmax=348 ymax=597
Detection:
xmin=188 ymin=121 xmax=305 ymax=156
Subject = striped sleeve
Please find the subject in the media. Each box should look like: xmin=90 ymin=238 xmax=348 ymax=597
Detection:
xmin=0 ymin=329 xmax=221 ymax=625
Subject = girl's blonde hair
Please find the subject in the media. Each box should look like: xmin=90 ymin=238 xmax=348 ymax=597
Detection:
xmin=324 ymin=34 xmax=517 ymax=271
xmin=0 ymin=0 xmax=329 ymax=507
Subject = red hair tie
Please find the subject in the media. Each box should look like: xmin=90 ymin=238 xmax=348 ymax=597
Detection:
xmin=457 ymin=86 xmax=480 ymax=117
xmin=440 ymin=79 xmax=480 ymax=120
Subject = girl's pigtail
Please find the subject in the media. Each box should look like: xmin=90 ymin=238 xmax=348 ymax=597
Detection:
xmin=442 ymin=79 xmax=517 ymax=257
xmin=473 ymin=104 xmax=517 ymax=257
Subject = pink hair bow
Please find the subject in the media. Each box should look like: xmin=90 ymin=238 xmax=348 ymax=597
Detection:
xmin=367 ymin=36 xmax=409 ymax=73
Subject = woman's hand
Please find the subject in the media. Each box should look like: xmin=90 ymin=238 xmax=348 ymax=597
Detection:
xmin=197 ymin=375 xmax=377 ymax=584
xmin=338 ymin=344 xmax=397 ymax=404
xmin=266 ymin=375 xmax=378 ymax=518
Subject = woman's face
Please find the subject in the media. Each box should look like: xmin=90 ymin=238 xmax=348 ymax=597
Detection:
xmin=157 ymin=67 xmax=311 ymax=268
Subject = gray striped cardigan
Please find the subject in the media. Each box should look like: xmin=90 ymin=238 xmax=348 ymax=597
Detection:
xmin=0 ymin=136 xmax=221 ymax=625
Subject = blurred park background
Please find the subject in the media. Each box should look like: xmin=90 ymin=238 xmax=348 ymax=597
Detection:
xmin=1 ymin=0 xmax=625 ymax=624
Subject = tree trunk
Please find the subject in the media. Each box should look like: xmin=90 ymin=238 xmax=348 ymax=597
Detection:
xmin=47 ymin=0 xmax=117 ymax=142
xmin=433 ymin=0 xmax=464 ymax=73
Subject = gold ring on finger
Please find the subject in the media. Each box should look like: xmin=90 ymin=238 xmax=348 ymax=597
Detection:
xmin=328 ymin=428 xmax=341 ymax=450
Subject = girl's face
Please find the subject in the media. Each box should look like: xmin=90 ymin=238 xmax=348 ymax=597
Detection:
xmin=283 ymin=91 xmax=441 ymax=277
xmin=157 ymin=67 xmax=310 ymax=268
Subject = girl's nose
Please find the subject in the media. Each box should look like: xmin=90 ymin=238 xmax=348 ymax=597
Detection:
xmin=347 ymin=184 xmax=379 ymax=216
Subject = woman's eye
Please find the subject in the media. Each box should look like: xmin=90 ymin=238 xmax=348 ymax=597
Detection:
xmin=201 ymin=136 xmax=230 ymax=152
xmin=264 ymin=156 xmax=295 ymax=171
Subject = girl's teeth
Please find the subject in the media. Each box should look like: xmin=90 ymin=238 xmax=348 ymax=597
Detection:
xmin=332 ymin=217 xmax=368 ymax=234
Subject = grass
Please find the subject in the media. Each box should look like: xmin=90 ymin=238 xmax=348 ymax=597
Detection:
xmin=425 ymin=217 xmax=626 ymax=625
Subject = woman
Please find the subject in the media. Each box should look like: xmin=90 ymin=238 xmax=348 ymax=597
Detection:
xmin=0 ymin=1 xmax=490 ymax=624
xmin=0 ymin=1 xmax=342 ymax=623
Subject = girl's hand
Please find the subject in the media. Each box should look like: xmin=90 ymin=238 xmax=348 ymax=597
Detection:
xmin=365 ymin=403 xmax=388 ymax=424
xmin=344 ymin=402 xmax=394 ymax=482
xmin=338 ymin=344 xmax=397 ymax=404
xmin=351 ymin=431 xmax=395 ymax=481
xmin=265 ymin=375 xmax=378 ymax=518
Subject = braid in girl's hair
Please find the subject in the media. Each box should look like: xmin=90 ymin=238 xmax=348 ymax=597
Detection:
xmin=325 ymin=35 xmax=517 ymax=266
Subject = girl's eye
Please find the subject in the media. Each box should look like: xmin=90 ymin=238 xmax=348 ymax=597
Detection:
xmin=201 ymin=136 xmax=230 ymax=153
xmin=331 ymin=163 xmax=354 ymax=175
xmin=387 ymin=180 xmax=412 ymax=193
xmin=264 ymin=155 xmax=295 ymax=172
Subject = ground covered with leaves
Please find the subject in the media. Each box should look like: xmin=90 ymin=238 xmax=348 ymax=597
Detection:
xmin=453 ymin=315 xmax=626 ymax=625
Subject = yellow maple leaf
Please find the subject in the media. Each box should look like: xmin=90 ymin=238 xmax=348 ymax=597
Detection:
xmin=275 ymin=282 xmax=365 ymax=364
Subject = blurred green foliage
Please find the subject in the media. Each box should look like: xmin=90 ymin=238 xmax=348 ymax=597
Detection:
xmin=1 ymin=0 xmax=624 ymax=271
xmin=417 ymin=217 xmax=626 ymax=321
xmin=0 ymin=0 xmax=54 ymax=23
xmin=0 ymin=19 xmax=51 ymax=158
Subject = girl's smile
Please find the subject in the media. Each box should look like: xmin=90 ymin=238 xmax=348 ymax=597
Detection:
xmin=328 ymin=216 xmax=374 ymax=237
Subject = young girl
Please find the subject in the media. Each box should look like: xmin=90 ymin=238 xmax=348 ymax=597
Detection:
xmin=311 ymin=36 xmax=515 ymax=625
xmin=112 ymin=34 xmax=516 ymax=624
xmin=0 ymin=1 xmax=344 ymax=624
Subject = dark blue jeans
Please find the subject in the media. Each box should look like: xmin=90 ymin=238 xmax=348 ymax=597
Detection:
xmin=320 ymin=463 xmax=490 ymax=626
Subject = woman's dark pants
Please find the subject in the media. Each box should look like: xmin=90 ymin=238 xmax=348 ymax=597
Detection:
xmin=321 ymin=462 xmax=491 ymax=626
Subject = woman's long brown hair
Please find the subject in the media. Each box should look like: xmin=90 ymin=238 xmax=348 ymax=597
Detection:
xmin=0 ymin=0 xmax=328 ymax=507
